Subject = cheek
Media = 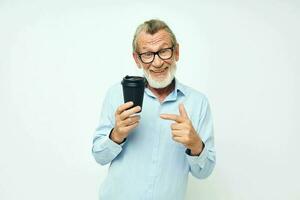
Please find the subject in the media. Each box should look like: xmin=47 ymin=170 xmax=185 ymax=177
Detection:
xmin=137 ymin=60 xmax=150 ymax=69
xmin=164 ymin=61 xmax=173 ymax=66
xmin=141 ymin=64 xmax=151 ymax=70
xmin=164 ymin=58 xmax=176 ymax=66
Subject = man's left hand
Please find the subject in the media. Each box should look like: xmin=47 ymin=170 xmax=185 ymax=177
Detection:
xmin=160 ymin=103 xmax=204 ymax=156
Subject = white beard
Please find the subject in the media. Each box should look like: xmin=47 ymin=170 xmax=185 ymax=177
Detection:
xmin=143 ymin=63 xmax=177 ymax=89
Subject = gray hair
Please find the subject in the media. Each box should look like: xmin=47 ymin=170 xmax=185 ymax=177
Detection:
xmin=132 ymin=19 xmax=177 ymax=52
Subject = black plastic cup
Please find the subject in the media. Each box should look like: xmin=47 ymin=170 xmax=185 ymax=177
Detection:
xmin=121 ymin=75 xmax=146 ymax=112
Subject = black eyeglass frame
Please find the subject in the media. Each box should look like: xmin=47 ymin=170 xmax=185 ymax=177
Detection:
xmin=137 ymin=46 xmax=175 ymax=64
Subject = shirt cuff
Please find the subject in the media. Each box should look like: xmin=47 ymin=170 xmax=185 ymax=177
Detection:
xmin=93 ymin=134 xmax=124 ymax=155
xmin=108 ymin=129 xmax=127 ymax=147
xmin=185 ymin=144 xmax=209 ymax=169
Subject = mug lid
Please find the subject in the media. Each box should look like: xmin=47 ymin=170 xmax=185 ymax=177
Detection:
xmin=121 ymin=75 xmax=146 ymax=87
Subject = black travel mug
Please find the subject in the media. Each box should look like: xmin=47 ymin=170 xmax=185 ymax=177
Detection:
xmin=121 ymin=75 xmax=146 ymax=113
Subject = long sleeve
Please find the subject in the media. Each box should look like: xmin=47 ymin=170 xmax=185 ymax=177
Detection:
xmin=92 ymin=88 xmax=124 ymax=165
xmin=186 ymin=98 xmax=216 ymax=179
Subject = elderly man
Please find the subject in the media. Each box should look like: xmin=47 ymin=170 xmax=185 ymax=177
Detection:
xmin=92 ymin=19 xmax=216 ymax=200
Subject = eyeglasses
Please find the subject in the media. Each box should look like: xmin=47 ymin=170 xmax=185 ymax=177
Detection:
xmin=138 ymin=46 xmax=175 ymax=64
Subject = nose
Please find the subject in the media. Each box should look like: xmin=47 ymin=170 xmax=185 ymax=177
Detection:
xmin=152 ymin=54 xmax=164 ymax=68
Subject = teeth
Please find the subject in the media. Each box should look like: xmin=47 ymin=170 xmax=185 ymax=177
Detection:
xmin=152 ymin=68 xmax=166 ymax=73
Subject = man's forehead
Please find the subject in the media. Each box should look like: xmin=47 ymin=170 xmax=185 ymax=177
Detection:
xmin=137 ymin=30 xmax=172 ymax=50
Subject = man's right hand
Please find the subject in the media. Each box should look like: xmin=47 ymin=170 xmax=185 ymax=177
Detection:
xmin=110 ymin=101 xmax=141 ymax=144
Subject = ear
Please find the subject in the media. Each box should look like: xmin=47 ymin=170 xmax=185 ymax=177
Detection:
xmin=175 ymin=43 xmax=179 ymax=61
xmin=133 ymin=52 xmax=142 ymax=69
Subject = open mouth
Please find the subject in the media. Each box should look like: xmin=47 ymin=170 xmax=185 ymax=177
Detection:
xmin=150 ymin=68 xmax=168 ymax=74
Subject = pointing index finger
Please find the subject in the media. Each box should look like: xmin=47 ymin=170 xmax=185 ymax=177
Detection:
xmin=160 ymin=114 xmax=184 ymax=123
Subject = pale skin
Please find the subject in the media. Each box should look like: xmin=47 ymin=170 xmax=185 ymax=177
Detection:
xmin=160 ymin=103 xmax=204 ymax=156
xmin=110 ymin=30 xmax=204 ymax=156
xmin=110 ymin=101 xmax=141 ymax=144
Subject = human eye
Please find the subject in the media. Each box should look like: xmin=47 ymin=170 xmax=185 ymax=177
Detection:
xmin=158 ymin=48 xmax=171 ymax=57
xmin=142 ymin=52 xmax=153 ymax=58
xmin=159 ymin=48 xmax=168 ymax=54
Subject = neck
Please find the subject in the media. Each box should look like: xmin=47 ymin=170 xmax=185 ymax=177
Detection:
xmin=147 ymin=79 xmax=175 ymax=102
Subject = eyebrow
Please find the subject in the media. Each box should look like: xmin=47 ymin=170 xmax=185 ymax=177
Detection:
xmin=140 ymin=43 xmax=172 ymax=52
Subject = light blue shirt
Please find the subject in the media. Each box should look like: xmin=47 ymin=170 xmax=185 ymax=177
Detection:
xmin=92 ymin=79 xmax=216 ymax=200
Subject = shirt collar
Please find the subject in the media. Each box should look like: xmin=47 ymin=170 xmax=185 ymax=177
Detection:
xmin=144 ymin=78 xmax=187 ymax=101
xmin=174 ymin=78 xmax=187 ymax=97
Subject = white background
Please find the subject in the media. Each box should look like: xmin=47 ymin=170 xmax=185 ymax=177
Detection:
xmin=1 ymin=0 xmax=299 ymax=199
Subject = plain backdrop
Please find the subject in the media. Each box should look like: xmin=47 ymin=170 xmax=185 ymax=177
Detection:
xmin=1 ymin=0 xmax=299 ymax=199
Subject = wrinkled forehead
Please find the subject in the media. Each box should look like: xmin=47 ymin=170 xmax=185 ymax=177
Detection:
xmin=137 ymin=30 xmax=173 ymax=52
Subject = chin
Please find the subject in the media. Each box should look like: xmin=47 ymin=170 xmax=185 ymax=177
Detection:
xmin=143 ymin=64 xmax=177 ymax=89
